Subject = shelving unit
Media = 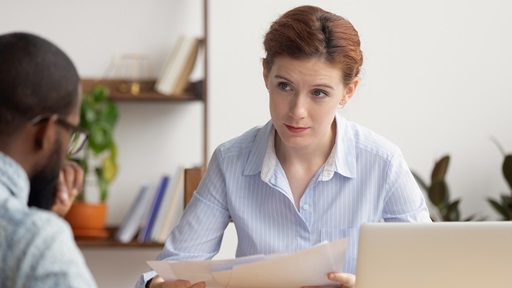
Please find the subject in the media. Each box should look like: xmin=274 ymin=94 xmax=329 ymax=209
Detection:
xmin=75 ymin=0 xmax=209 ymax=249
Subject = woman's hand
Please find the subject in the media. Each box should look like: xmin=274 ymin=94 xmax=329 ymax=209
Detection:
xmin=51 ymin=161 xmax=83 ymax=217
xmin=303 ymin=272 xmax=356 ymax=288
xmin=148 ymin=275 xmax=206 ymax=288
xmin=327 ymin=272 xmax=356 ymax=288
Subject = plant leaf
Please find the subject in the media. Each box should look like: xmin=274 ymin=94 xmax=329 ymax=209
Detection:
xmin=428 ymin=181 xmax=447 ymax=207
xmin=488 ymin=198 xmax=511 ymax=220
xmin=102 ymin=102 xmax=119 ymax=128
xmin=92 ymin=85 xmax=109 ymax=102
xmin=88 ymin=123 xmax=112 ymax=154
xmin=500 ymin=194 xmax=511 ymax=205
xmin=502 ymin=155 xmax=512 ymax=191
xmin=431 ymin=155 xmax=450 ymax=182
xmin=102 ymin=152 xmax=118 ymax=183
xmin=445 ymin=199 xmax=460 ymax=221
xmin=95 ymin=167 xmax=108 ymax=203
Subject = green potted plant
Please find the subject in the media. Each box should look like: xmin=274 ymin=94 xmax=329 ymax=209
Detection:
xmin=412 ymin=155 xmax=482 ymax=221
xmin=65 ymin=84 xmax=119 ymax=236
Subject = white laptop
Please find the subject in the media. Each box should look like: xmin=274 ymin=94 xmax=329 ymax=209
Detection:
xmin=356 ymin=221 xmax=512 ymax=288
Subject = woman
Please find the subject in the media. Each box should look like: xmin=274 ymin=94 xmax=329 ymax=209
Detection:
xmin=138 ymin=5 xmax=431 ymax=288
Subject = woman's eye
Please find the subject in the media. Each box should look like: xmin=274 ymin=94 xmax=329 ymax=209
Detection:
xmin=312 ymin=89 xmax=328 ymax=97
xmin=278 ymin=82 xmax=291 ymax=90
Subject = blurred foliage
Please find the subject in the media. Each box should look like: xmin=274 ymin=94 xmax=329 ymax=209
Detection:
xmin=487 ymin=139 xmax=512 ymax=220
xmin=71 ymin=84 xmax=119 ymax=202
xmin=412 ymin=155 xmax=482 ymax=221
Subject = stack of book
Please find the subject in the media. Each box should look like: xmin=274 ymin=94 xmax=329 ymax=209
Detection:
xmin=115 ymin=167 xmax=186 ymax=243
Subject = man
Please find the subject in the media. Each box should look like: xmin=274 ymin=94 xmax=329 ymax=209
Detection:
xmin=0 ymin=32 xmax=97 ymax=287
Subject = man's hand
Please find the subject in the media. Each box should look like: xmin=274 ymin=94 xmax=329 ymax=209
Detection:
xmin=148 ymin=275 xmax=206 ymax=288
xmin=303 ymin=272 xmax=356 ymax=288
xmin=51 ymin=161 xmax=84 ymax=217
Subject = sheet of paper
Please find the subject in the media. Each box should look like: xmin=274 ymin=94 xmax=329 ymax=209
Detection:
xmin=148 ymin=259 xmax=231 ymax=287
xmin=147 ymin=237 xmax=348 ymax=288
xmin=147 ymin=255 xmax=268 ymax=287
xmin=225 ymin=238 xmax=348 ymax=288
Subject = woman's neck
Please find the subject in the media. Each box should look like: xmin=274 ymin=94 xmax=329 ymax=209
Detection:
xmin=274 ymin=121 xmax=336 ymax=169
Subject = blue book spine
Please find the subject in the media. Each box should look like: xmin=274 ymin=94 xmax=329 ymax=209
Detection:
xmin=141 ymin=175 xmax=169 ymax=242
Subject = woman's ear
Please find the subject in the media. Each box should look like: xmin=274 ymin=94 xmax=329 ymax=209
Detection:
xmin=340 ymin=77 xmax=359 ymax=105
xmin=262 ymin=59 xmax=269 ymax=90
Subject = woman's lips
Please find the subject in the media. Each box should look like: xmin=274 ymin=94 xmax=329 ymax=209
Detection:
xmin=285 ymin=124 xmax=308 ymax=133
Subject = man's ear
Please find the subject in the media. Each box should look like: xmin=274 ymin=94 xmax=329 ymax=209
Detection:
xmin=340 ymin=77 xmax=359 ymax=105
xmin=33 ymin=115 xmax=59 ymax=153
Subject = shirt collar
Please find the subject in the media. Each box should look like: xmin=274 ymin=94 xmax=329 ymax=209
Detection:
xmin=243 ymin=120 xmax=274 ymax=177
xmin=242 ymin=112 xmax=358 ymax=181
xmin=333 ymin=113 xmax=357 ymax=179
xmin=0 ymin=151 xmax=30 ymax=204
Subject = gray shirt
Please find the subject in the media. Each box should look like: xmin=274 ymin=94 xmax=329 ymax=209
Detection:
xmin=0 ymin=152 xmax=97 ymax=288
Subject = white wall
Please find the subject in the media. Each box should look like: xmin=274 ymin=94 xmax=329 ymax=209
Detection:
xmin=208 ymin=0 xmax=512 ymax=220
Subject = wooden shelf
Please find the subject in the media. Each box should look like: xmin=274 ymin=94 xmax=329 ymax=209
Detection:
xmin=75 ymin=227 xmax=164 ymax=248
xmin=81 ymin=79 xmax=203 ymax=102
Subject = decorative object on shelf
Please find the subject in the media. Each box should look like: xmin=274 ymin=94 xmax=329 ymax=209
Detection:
xmin=104 ymin=53 xmax=153 ymax=96
xmin=65 ymin=84 xmax=119 ymax=238
xmin=412 ymin=155 xmax=482 ymax=221
xmin=487 ymin=138 xmax=512 ymax=220
xmin=64 ymin=202 xmax=109 ymax=238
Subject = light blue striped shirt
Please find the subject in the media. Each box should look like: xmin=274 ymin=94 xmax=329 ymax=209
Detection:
xmin=137 ymin=113 xmax=431 ymax=287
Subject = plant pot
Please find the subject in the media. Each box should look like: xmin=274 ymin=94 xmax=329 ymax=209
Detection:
xmin=65 ymin=202 xmax=109 ymax=238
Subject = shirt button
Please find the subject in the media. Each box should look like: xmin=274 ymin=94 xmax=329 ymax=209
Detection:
xmin=302 ymin=204 xmax=310 ymax=210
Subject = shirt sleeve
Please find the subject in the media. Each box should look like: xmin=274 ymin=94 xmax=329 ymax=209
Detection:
xmin=381 ymin=151 xmax=432 ymax=222
xmin=136 ymin=148 xmax=232 ymax=287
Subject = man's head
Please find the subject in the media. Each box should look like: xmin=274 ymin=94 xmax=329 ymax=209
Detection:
xmin=0 ymin=32 xmax=81 ymax=209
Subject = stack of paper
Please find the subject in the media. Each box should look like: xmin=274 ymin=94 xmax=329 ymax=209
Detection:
xmin=147 ymin=237 xmax=348 ymax=288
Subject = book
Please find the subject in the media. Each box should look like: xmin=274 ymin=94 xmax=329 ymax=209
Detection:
xmin=154 ymin=36 xmax=184 ymax=96
xmin=115 ymin=183 xmax=152 ymax=243
xmin=137 ymin=175 xmax=170 ymax=242
xmin=155 ymin=167 xmax=186 ymax=243
xmin=155 ymin=35 xmax=200 ymax=96
xmin=149 ymin=172 xmax=177 ymax=242
xmin=171 ymin=38 xmax=201 ymax=95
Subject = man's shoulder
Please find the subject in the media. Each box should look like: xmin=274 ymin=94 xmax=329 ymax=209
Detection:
xmin=2 ymin=206 xmax=72 ymax=246
xmin=0 ymin=206 xmax=88 ymax=287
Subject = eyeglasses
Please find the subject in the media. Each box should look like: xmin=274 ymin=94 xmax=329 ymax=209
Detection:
xmin=30 ymin=114 xmax=89 ymax=156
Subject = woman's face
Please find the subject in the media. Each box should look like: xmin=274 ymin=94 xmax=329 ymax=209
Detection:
xmin=263 ymin=56 xmax=357 ymax=151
